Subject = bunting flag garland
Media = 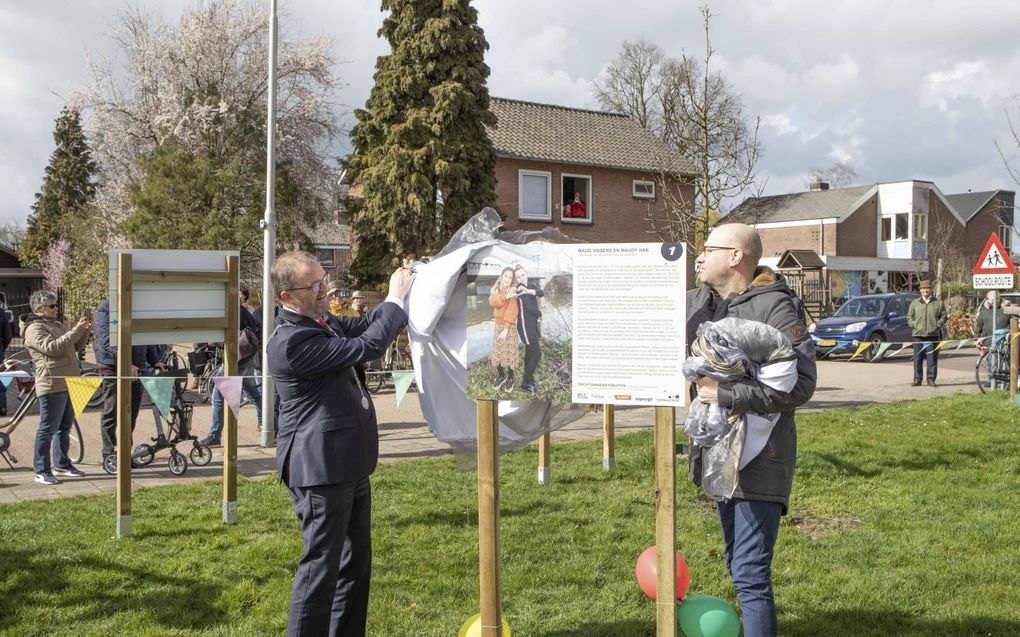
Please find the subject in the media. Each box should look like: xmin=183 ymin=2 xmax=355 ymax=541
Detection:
xmin=140 ymin=377 xmax=176 ymax=420
xmin=391 ymin=370 xmax=416 ymax=407
xmin=0 ymin=371 xmax=30 ymax=388
xmin=847 ymin=342 xmax=872 ymax=361
xmin=933 ymin=340 xmax=952 ymax=352
xmin=211 ymin=376 xmax=244 ymax=419
xmin=65 ymin=376 xmax=104 ymax=419
xmin=874 ymin=342 xmax=893 ymax=359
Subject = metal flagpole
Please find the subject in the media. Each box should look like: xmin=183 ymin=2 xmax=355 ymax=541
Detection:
xmin=260 ymin=0 xmax=278 ymax=448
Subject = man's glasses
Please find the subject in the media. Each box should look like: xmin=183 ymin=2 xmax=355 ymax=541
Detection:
xmin=702 ymin=245 xmax=739 ymax=254
xmin=285 ymin=275 xmax=331 ymax=294
xmin=42 ymin=304 xmax=57 ymax=309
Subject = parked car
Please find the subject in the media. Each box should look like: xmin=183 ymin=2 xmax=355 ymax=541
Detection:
xmin=809 ymin=292 xmax=919 ymax=362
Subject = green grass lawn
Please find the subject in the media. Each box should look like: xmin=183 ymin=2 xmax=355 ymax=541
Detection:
xmin=2 ymin=393 xmax=1019 ymax=636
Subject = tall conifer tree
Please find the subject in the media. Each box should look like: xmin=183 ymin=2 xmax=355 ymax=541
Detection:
xmin=20 ymin=107 xmax=98 ymax=267
xmin=346 ymin=0 xmax=496 ymax=285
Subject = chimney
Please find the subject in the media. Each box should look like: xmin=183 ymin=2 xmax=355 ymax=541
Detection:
xmin=810 ymin=180 xmax=830 ymax=191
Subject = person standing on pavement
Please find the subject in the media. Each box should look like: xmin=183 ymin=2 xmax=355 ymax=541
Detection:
xmin=0 ymin=305 xmax=12 ymax=416
xmin=268 ymin=251 xmax=415 ymax=637
xmin=94 ymin=298 xmax=164 ymax=462
xmin=687 ymin=223 xmax=816 ymax=637
xmin=22 ymin=290 xmax=92 ymax=484
xmin=907 ymin=280 xmax=947 ymax=387
xmin=975 ymin=290 xmax=1009 ymax=343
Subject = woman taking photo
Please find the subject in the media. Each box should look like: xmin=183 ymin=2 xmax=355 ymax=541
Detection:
xmin=488 ymin=266 xmax=520 ymax=391
xmin=22 ymin=290 xmax=91 ymax=484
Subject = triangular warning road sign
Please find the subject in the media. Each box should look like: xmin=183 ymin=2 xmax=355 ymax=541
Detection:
xmin=973 ymin=233 xmax=1015 ymax=274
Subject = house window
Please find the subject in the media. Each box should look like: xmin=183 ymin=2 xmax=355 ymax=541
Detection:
xmin=633 ymin=180 xmax=655 ymax=199
xmin=912 ymin=214 xmax=927 ymax=240
xmin=1000 ymin=225 xmax=1013 ymax=252
xmin=881 ymin=217 xmax=891 ymax=241
xmin=894 ymin=213 xmax=908 ymax=240
xmin=561 ymin=174 xmax=592 ymax=223
xmin=316 ymin=248 xmax=334 ymax=267
xmin=519 ymin=170 xmax=552 ymax=221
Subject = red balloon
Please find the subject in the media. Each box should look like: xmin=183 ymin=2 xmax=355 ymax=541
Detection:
xmin=635 ymin=546 xmax=691 ymax=601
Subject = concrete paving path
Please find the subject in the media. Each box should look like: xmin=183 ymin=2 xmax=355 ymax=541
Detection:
xmin=0 ymin=349 xmax=987 ymax=503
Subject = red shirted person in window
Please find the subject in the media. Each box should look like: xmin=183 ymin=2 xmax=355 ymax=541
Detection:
xmin=565 ymin=191 xmax=586 ymax=218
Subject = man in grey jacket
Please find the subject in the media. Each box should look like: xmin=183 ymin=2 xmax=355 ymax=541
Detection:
xmin=687 ymin=223 xmax=816 ymax=637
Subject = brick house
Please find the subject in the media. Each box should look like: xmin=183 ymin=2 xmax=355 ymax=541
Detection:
xmin=0 ymin=243 xmax=43 ymax=322
xmin=725 ymin=180 xmax=1016 ymax=309
xmin=487 ymin=97 xmax=696 ymax=243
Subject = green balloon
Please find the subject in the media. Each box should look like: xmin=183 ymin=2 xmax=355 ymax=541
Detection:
xmin=677 ymin=595 xmax=741 ymax=637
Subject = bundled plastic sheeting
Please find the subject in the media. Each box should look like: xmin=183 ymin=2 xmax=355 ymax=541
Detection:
xmin=405 ymin=208 xmax=587 ymax=458
xmin=683 ymin=317 xmax=797 ymax=500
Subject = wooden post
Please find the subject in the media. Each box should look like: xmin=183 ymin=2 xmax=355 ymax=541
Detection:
xmin=654 ymin=406 xmax=677 ymax=637
xmin=116 ymin=253 xmax=133 ymax=538
xmin=537 ymin=433 xmax=551 ymax=485
xmin=1011 ymin=316 xmax=1018 ymax=406
xmin=603 ymin=404 xmax=616 ymax=471
xmin=477 ymin=400 xmax=502 ymax=637
xmin=223 ymin=255 xmax=240 ymax=524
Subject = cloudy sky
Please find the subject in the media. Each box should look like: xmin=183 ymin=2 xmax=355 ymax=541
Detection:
xmin=3 ymin=0 xmax=1020 ymax=226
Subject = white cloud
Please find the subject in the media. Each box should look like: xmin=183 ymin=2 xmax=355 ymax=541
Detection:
xmin=4 ymin=0 xmax=1020 ymax=223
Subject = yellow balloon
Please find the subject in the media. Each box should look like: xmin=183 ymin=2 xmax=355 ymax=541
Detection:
xmin=457 ymin=613 xmax=512 ymax=637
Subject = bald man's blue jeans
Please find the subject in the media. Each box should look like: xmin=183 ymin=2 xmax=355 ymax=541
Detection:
xmin=717 ymin=498 xmax=783 ymax=637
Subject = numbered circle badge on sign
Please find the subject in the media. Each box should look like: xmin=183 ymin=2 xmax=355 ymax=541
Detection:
xmin=660 ymin=242 xmax=684 ymax=262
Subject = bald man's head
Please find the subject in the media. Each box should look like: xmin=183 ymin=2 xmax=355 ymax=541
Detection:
xmin=709 ymin=223 xmax=762 ymax=273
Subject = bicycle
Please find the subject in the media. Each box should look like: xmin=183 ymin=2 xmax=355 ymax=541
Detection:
xmin=976 ymin=328 xmax=1011 ymax=393
xmin=365 ymin=334 xmax=414 ymax=394
xmin=0 ymin=352 xmax=98 ymax=468
xmin=187 ymin=344 xmax=223 ymax=404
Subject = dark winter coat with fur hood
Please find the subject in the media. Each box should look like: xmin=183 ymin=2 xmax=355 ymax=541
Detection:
xmin=686 ymin=267 xmax=817 ymax=513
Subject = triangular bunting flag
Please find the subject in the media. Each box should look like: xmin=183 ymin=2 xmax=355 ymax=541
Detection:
xmin=65 ymin=376 xmax=104 ymax=419
xmin=139 ymin=377 xmax=176 ymax=420
xmin=875 ymin=342 xmax=893 ymax=359
xmin=392 ymin=370 xmax=416 ymax=407
xmin=956 ymin=338 xmax=973 ymax=350
xmin=889 ymin=342 xmax=912 ymax=357
xmin=212 ymin=376 xmax=244 ymax=420
xmin=0 ymin=371 xmax=30 ymax=388
xmin=848 ymin=341 xmax=872 ymax=361
xmin=934 ymin=340 xmax=952 ymax=352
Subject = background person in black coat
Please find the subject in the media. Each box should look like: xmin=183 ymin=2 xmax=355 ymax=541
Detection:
xmin=93 ymin=299 xmax=164 ymax=460
xmin=267 ymin=251 xmax=415 ymax=637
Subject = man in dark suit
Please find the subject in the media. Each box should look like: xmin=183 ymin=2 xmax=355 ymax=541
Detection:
xmin=267 ymin=251 xmax=415 ymax=637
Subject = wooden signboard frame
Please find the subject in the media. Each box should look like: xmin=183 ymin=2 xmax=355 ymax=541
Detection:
xmin=114 ymin=252 xmax=240 ymax=538
xmin=477 ymin=401 xmax=678 ymax=636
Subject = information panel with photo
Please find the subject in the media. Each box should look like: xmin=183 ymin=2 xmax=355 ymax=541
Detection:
xmin=465 ymin=242 xmax=686 ymax=406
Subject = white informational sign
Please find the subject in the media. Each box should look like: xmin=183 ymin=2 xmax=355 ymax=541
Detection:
xmin=109 ymin=249 xmax=239 ymax=346
xmin=463 ymin=242 xmax=686 ymax=407
xmin=571 ymin=243 xmax=687 ymax=407
xmin=973 ymin=273 xmax=1014 ymax=290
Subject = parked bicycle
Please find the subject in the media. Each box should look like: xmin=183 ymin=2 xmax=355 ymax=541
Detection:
xmin=0 ymin=351 xmax=100 ymax=468
xmin=187 ymin=344 xmax=223 ymax=404
xmin=365 ymin=334 xmax=414 ymax=394
xmin=976 ymin=328 xmax=1011 ymax=393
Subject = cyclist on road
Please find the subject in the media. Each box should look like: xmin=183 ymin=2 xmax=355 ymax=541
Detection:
xmin=975 ymin=290 xmax=1009 ymax=347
